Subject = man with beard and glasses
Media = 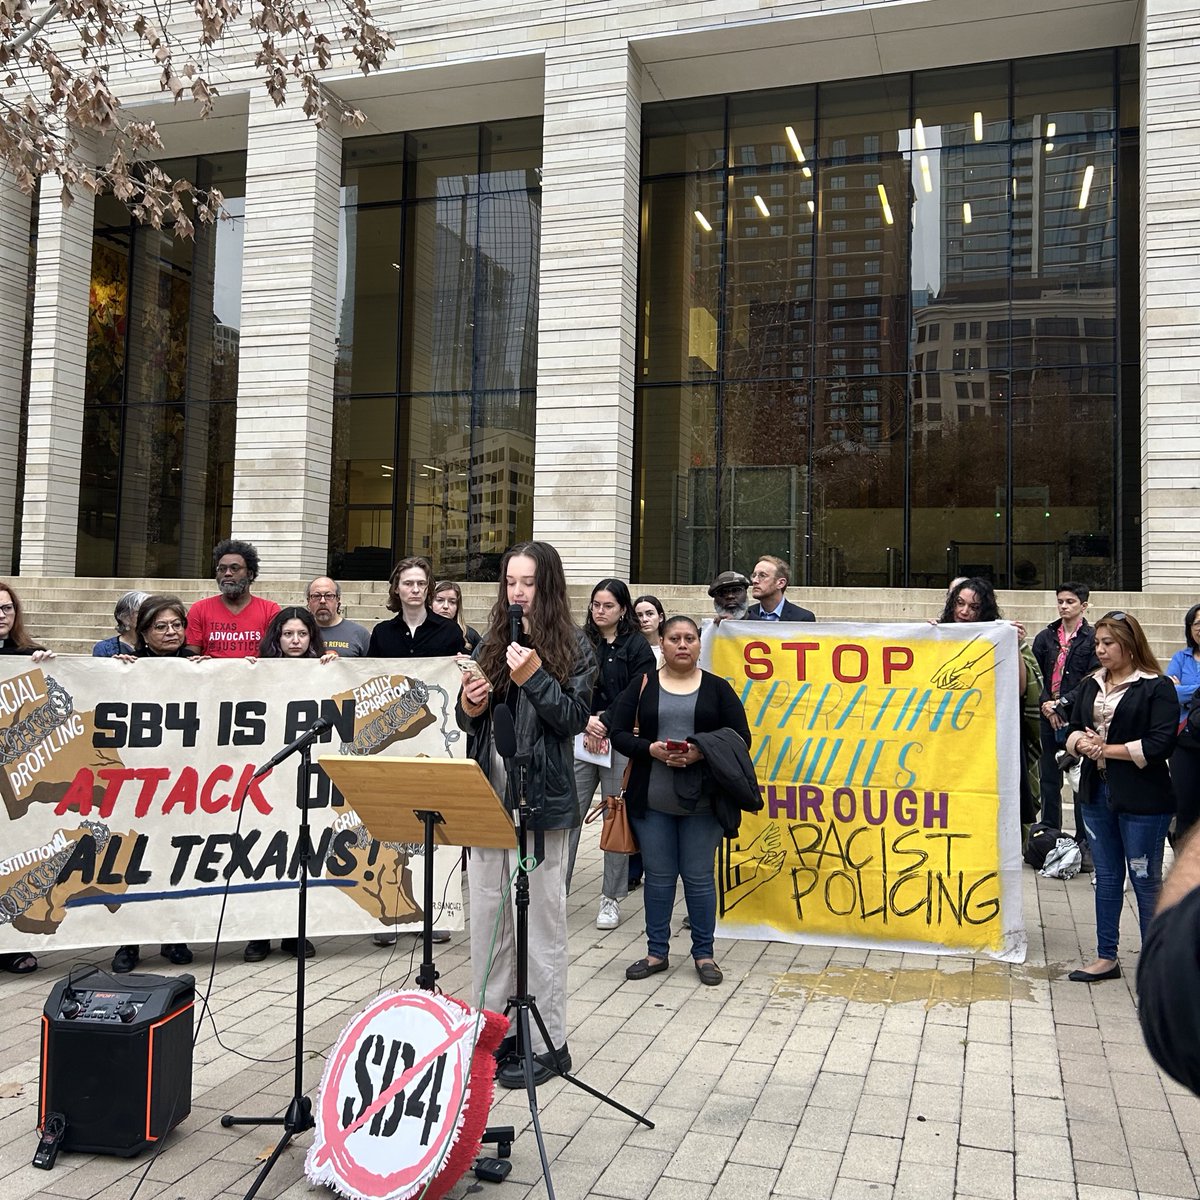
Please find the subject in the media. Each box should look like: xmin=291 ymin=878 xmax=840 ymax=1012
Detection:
xmin=186 ymin=539 xmax=281 ymax=658
xmin=305 ymin=576 xmax=370 ymax=657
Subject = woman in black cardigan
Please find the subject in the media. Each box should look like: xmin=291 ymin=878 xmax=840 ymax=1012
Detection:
xmin=1065 ymin=611 xmax=1178 ymax=983
xmin=608 ymin=615 xmax=750 ymax=986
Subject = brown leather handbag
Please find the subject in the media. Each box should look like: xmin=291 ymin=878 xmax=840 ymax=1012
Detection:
xmin=584 ymin=673 xmax=647 ymax=855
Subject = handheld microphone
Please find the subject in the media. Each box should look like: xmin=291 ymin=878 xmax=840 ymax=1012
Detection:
xmin=508 ymin=602 xmax=524 ymax=647
xmin=251 ymin=715 xmax=334 ymax=781
xmin=493 ymin=703 xmax=518 ymax=760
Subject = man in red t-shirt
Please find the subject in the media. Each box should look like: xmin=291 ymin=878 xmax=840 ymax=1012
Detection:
xmin=187 ymin=539 xmax=281 ymax=658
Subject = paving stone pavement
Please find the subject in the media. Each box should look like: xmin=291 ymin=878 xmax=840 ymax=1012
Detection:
xmin=2 ymin=837 xmax=1199 ymax=1200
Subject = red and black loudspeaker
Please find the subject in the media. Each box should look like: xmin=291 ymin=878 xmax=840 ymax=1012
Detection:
xmin=39 ymin=970 xmax=194 ymax=1156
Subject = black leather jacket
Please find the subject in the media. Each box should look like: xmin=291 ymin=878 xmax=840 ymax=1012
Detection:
xmin=455 ymin=628 xmax=596 ymax=831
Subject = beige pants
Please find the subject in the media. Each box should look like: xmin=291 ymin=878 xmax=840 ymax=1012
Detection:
xmin=467 ymin=828 xmax=570 ymax=1054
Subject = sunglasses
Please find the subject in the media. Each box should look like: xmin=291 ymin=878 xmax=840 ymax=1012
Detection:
xmin=1102 ymin=610 xmax=1128 ymax=622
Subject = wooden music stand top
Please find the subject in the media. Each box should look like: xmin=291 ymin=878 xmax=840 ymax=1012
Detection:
xmin=318 ymin=754 xmax=516 ymax=849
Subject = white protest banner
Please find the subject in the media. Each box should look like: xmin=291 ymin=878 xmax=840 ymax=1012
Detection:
xmin=0 ymin=657 xmax=470 ymax=952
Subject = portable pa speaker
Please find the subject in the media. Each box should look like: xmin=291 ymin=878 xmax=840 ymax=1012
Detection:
xmin=39 ymin=970 xmax=194 ymax=1156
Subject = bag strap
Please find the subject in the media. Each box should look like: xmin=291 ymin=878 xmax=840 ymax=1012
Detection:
xmin=617 ymin=673 xmax=650 ymax=793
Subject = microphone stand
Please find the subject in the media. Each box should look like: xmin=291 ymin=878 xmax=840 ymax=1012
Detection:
xmin=495 ymin=736 xmax=653 ymax=1200
xmin=220 ymin=740 xmax=319 ymax=1199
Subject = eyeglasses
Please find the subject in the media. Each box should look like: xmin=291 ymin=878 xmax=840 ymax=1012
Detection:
xmin=590 ymin=601 xmax=619 ymax=612
xmin=217 ymin=564 xmax=247 ymax=575
xmin=0 ymin=604 xmax=14 ymax=616
xmin=151 ymin=620 xmax=184 ymax=633
xmin=307 ymin=592 xmax=338 ymax=601
xmin=749 ymin=572 xmax=775 ymax=581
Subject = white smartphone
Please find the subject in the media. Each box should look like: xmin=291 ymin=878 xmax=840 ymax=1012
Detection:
xmin=456 ymin=658 xmax=492 ymax=690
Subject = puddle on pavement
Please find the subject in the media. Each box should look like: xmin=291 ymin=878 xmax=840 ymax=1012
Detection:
xmin=772 ymin=961 xmax=1067 ymax=1008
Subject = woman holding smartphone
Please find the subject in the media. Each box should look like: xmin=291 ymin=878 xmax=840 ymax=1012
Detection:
xmin=607 ymin=615 xmax=750 ymax=987
xmin=455 ymin=542 xmax=595 ymax=1086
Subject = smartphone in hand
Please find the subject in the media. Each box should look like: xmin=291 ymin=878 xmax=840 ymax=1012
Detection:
xmin=456 ymin=658 xmax=492 ymax=690
xmin=664 ymin=739 xmax=689 ymax=754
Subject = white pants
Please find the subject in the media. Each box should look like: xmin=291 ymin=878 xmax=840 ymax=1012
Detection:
xmin=467 ymin=828 xmax=570 ymax=1054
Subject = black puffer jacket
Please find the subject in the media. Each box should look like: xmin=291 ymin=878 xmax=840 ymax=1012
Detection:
xmin=455 ymin=628 xmax=596 ymax=831
xmin=689 ymin=727 xmax=763 ymax=836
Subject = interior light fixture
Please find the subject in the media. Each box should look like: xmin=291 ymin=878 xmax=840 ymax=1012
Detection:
xmin=914 ymin=118 xmax=926 ymax=151
xmin=694 ymin=209 xmax=712 ymax=232
xmin=754 ymin=194 xmax=771 ymax=218
xmin=1078 ymin=163 xmax=1094 ymax=209
xmin=1045 ymin=121 xmax=1056 ymax=153
xmin=785 ymin=125 xmax=806 ymax=163
xmin=962 ymin=202 xmax=972 ymax=225
xmin=802 ymin=166 xmax=812 ymax=178
xmin=806 ymin=199 xmax=815 ymax=214
xmin=973 ymin=111 xmax=983 ymax=141
xmin=877 ymin=183 xmax=894 ymax=225
xmin=919 ymin=155 xmax=932 ymax=193
xmin=1012 ymin=177 xmax=1018 ymax=199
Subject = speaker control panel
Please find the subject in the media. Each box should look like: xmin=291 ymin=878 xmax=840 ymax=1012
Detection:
xmin=58 ymin=989 xmax=152 ymax=1022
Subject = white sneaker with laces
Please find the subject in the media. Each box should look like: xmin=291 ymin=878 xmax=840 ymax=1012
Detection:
xmin=596 ymin=896 xmax=620 ymax=930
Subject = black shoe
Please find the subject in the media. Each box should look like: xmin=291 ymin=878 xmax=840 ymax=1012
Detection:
xmin=493 ymin=1035 xmax=517 ymax=1067
xmin=243 ymin=940 xmax=272 ymax=962
xmin=1068 ymin=963 xmax=1121 ymax=983
xmin=496 ymin=1044 xmax=571 ymax=1089
xmin=625 ymin=956 xmax=669 ymax=980
xmin=111 ymin=945 xmax=139 ymax=974
xmin=281 ymin=938 xmax=315 ymax=959
xmin=160 ymin=943 xmax=193 ymax=965
xmin=627 ymin=876 xmax=643 ymax=890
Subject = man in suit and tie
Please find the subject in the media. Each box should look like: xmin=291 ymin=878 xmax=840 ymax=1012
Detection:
xmin=746 ymin=556 xmax=816 ymax=622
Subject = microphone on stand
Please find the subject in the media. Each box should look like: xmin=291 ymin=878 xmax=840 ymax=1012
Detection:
xmin=251 ymin=716 xmax=334 ymax=781
xmin=508 ymin=603 xmax=524 ymax=648
xmin=493 ymin=703 xmax=518 ymax=761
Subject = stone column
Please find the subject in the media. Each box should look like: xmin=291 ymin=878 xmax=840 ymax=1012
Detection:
xmin=20 ymin=172 xmax=95 ymax=575
xmin=231 ymin=92 xmax=342 ymax=577
xmin=1141 ymin=1 xmax=1200 ymax=587
xmin=0 ymin=177 xmax=32 ymax=572
xmin=534 ymin=43 xmax=642 ymax=581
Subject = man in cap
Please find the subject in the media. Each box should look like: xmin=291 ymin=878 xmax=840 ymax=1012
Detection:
xmin=708 ymin=570 xmax=752 ymax=623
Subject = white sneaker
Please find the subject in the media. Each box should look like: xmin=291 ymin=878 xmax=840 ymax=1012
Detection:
xmin=596 ymin=897 xmax=620 ymax=930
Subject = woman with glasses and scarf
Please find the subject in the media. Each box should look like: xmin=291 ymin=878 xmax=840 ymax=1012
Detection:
xmin=1065 ymin=611 xmax=1178 ymax=983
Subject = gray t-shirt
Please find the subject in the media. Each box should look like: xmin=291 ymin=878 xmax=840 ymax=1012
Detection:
xmin=647 ymin=688 xmax=707 ymax=815
xmin=321 ymin=618 xmax=371 ymax=657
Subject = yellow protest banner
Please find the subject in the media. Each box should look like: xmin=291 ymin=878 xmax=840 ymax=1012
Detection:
xmin=704 ymin=621 xmax=1026 ymax=961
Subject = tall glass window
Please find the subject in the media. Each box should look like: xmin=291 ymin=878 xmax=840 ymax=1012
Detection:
xmin=78 ymin=153 xmax=243 ymax=577
xmin=334 ymin=119 xmax=541 ymax=580
xmin=636 ymin=48 xmax=1138 ymax=589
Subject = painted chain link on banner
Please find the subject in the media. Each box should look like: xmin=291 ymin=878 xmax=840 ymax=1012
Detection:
xmin=0 ymin=657 xmax=466 ymax=952
xmin=705 ymin=621 xmax=1026 ymax=961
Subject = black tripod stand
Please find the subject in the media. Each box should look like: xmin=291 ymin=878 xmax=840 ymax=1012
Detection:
xmin=493 ymin=718 xmax=653 ymax=1200
xmin=221 ymin=726 xmax=327 ymax=1200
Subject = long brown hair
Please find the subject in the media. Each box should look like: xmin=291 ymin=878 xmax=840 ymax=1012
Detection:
xmin=1094 ymin=611 xmax=1162 ymax=676
xmin=476 ymin=542 xmax=579 ymax=685
xmin=0 ymin=581 xmax=43 ymax=651
xmin=434 ymin=580 xmax=469 ymax=640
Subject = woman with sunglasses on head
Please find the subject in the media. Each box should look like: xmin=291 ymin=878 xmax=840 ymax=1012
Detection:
xmin=1065 ymin=611 xmax=1178 ymax=983
xmin=455 ymin=541 xmax=595 ymax=1087
xmin=0 ymin=581 xmax=53 ymax=973
xmin=109 ymin=596 xmax=197 ymax=974
xmin=565 ymin=579 xmax=656 ymax=927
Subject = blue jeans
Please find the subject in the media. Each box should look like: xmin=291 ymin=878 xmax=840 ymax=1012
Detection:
xmin=630 ymin=807 xmax=723 ymax=961
xmin=1081 ymin=787 xmax=1172 ymax=961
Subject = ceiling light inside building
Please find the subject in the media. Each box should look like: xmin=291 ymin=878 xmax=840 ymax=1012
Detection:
xmin=754 ymin=194 xmax=770 ymax=217
xmin=914 ymin=118 xmax=926 ymax=151
xmin=877 ymin=183 xmax=894 ymax=225
xmin=963 ymin=202 xmax=972 ymax=224
xmin=919 ymin=155 xmax=932 ymax=193
xmin=785 ymin=125 xmax=805 ymax=163
xmin=694 ymin=209 xmax=712 ymax=232
xmin=1078 ymin=164 xmax=1094 ymax=209
xmin=973 ymin=111 xmax=983 ymax=141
